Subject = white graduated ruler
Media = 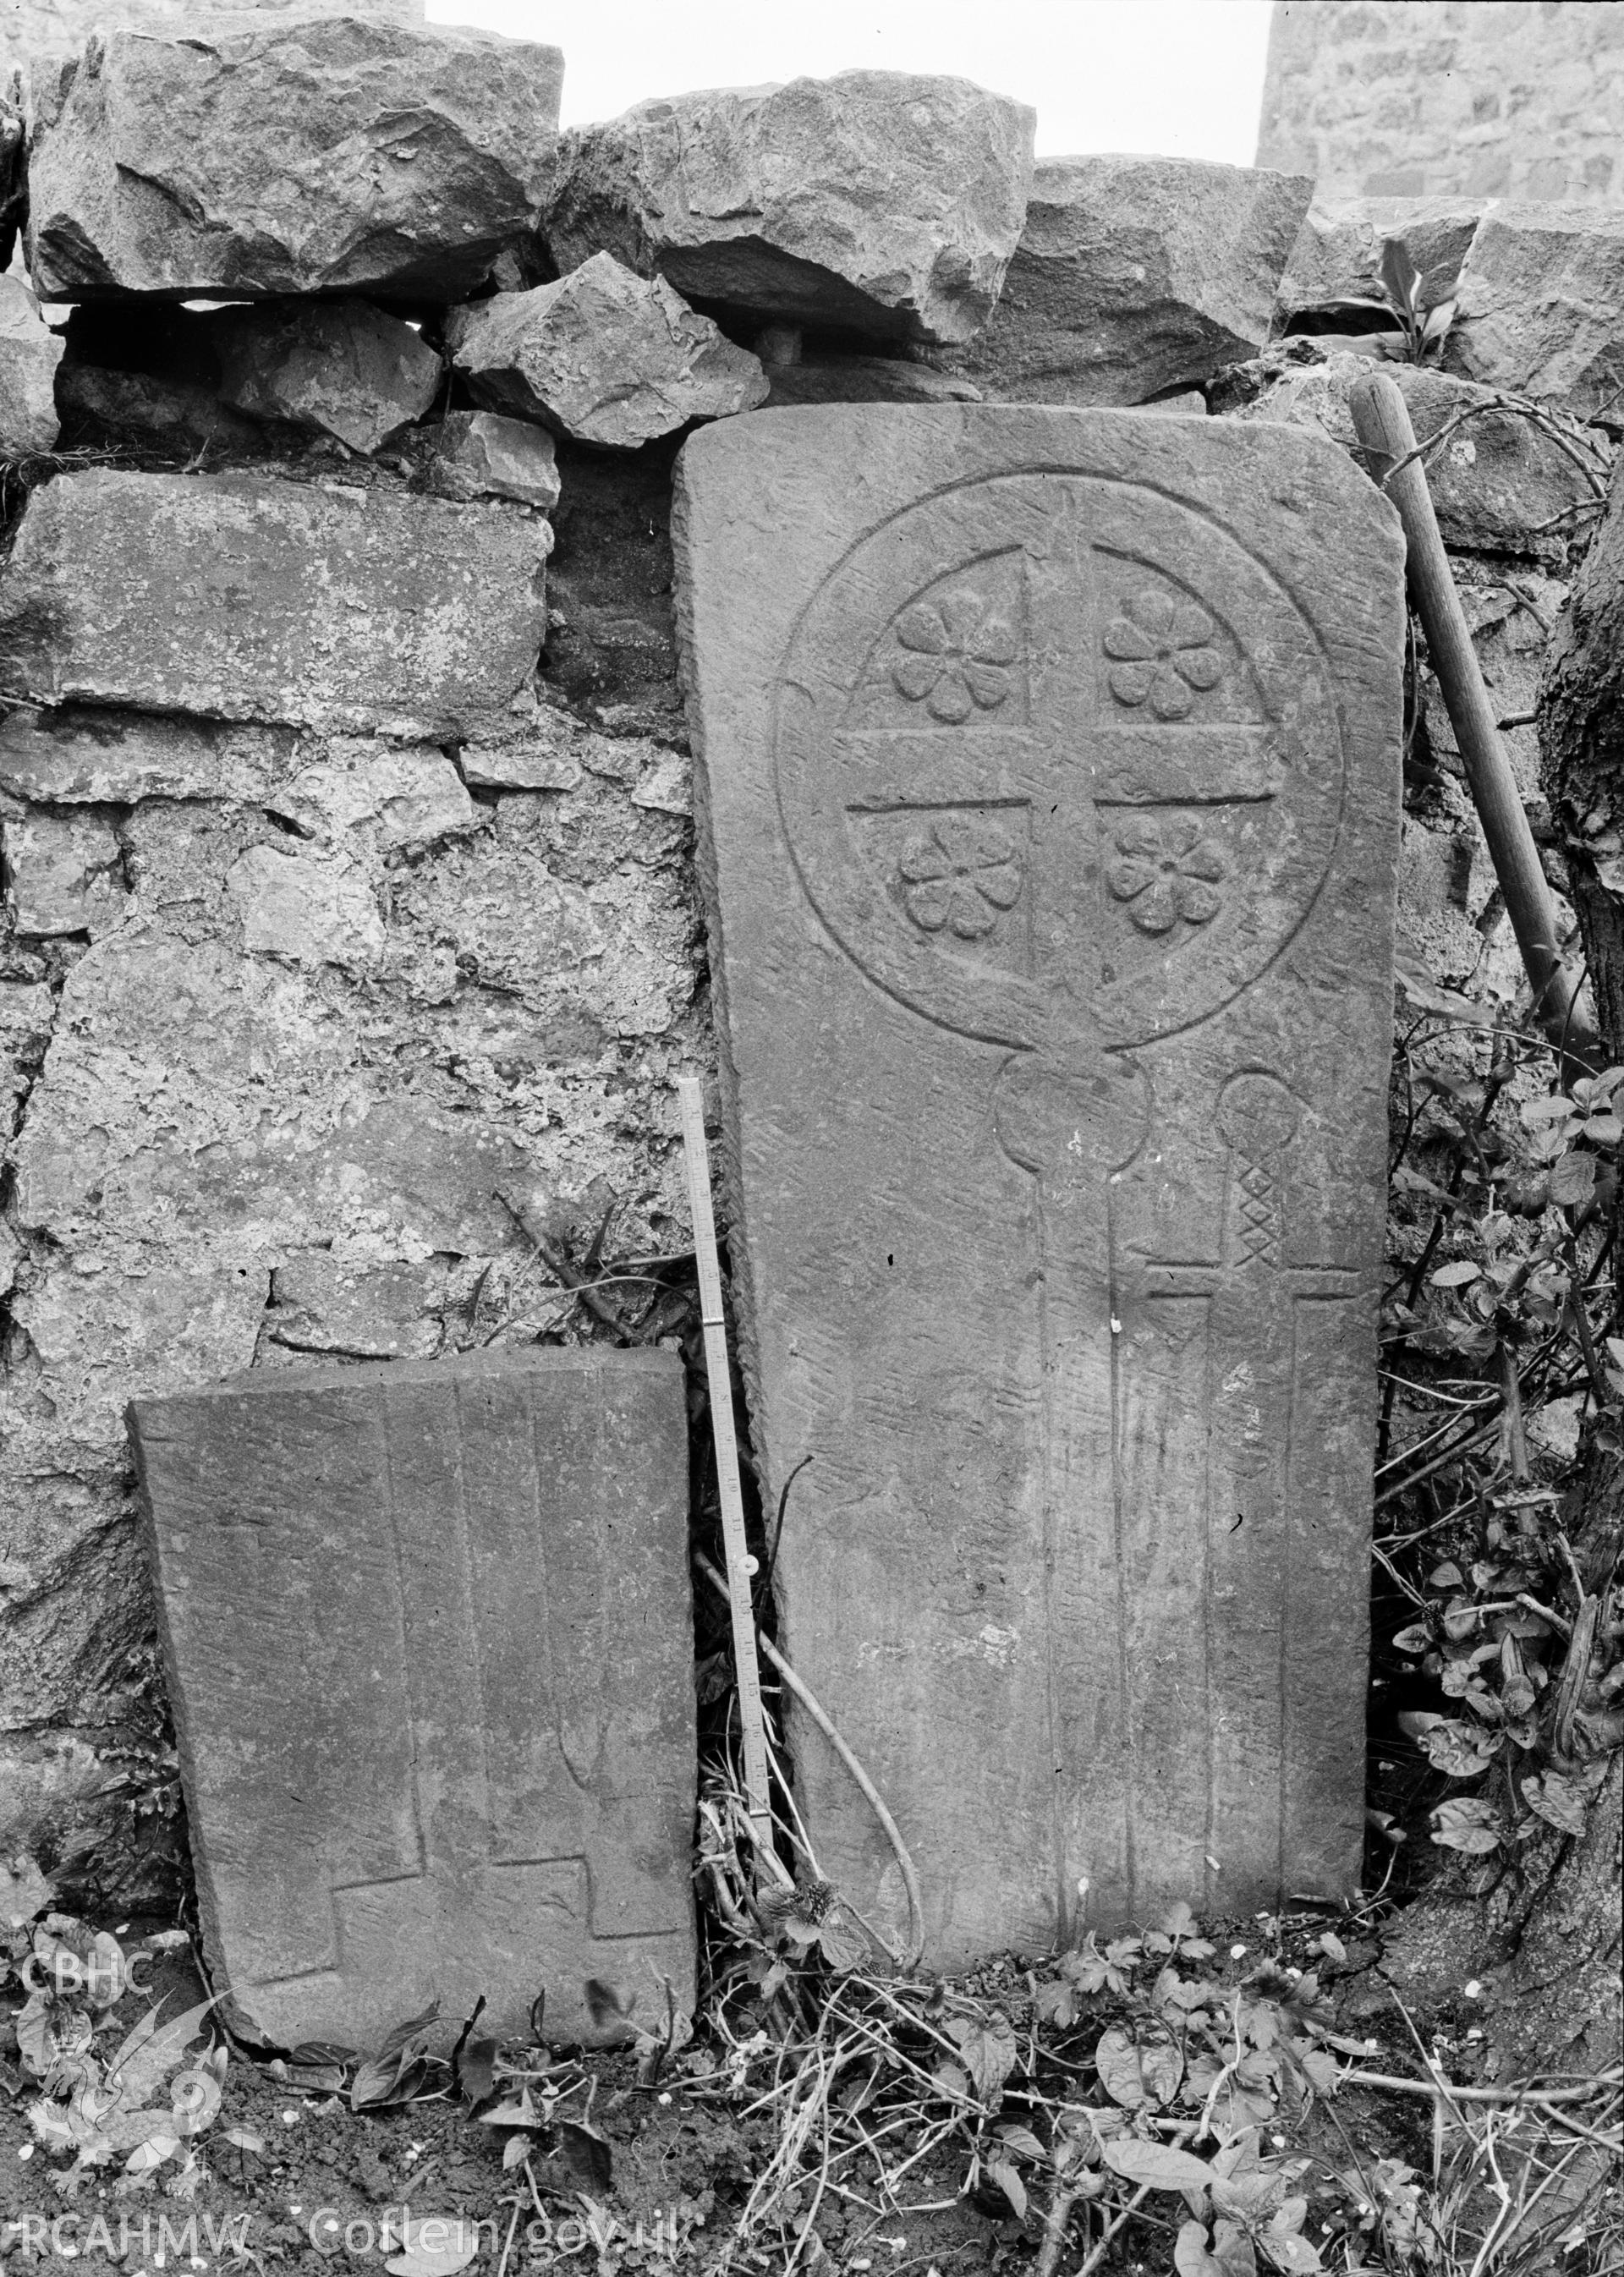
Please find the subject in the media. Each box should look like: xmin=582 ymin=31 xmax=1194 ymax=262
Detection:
xmin=677 ymin=1076 xmax=778 ymax=1872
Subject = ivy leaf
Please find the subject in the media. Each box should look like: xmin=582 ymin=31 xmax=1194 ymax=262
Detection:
xmin=815 ymin=1907 xmax=869 ymax=1973
xmin=1063 ymin=1929 xmax=1140 ymax=1994
xmin=1549 ymin=1151 xmax=1598 ymax=1209
xmin=1419 ymin=1718 xmax=1500 ymax=1778
xmin=1430 ymin=1797 xmax=1501 ymax=1853
xmin=1441 ymin=1598 xmax=1480 ymax=1643
xmin=1242 ymin=1999 xmax=1281 ymax=2052
xmin=985 ymin=2158 xmax=1027 ymax=2220
xmin=475 ymin=2089 xmax=538 ymax=2132
xmin=1095 ymin=2022 xmax=1182 ymax=2110
xmin=1160 ymin=1972 xmax=1216 ymax=2015
xmin=1262 ymin=2228 xmax=1324 ymax=2274
xmin=1522 ymin=1770 xmax=1588 ymax=1836
xmin=1430 ymin=1260 xmax=1480 ymax=1288
xmin=350 ymin=2000 xmax=439 ymax=2112
xmin=455 ymin=2034 xmax=498 ymax=2111
xmin=1213 ymin=2070 xmax=1280 ymax=2132
xmin=1177 ymin=2220 xmax=1259 ymax=2277
xmin=947 ymin=2011 xmax=1017 ymax=2103
xmin=1104 ymin=2138 xmax=1217 ymax=2192
xmin=14 ymin=1989 xmax=73 ymax=2080
xmin=1035 ymin=1978 xmax=1082 ymax=2028
xmin=1155 ymin=1903 xmax=1215 ymax=1957
xmin=0 ymin=1862 xmax=54 ymax=1933
xmin=1215 ymin=2172 xmax=1287 ymax=2223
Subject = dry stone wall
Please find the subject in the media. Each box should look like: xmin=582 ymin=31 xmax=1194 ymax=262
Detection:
xmin=0 ymin=1 xmax=1607 ymax=1906
xmin=1258 ymin=1 xmax=1624 ymax=205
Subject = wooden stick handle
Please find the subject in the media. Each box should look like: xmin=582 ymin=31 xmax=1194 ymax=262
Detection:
xmin=677 ymin=1075 xmax=778 ymax=1871
xmin=1348 ymin=370 xmax=1597 ymax=1065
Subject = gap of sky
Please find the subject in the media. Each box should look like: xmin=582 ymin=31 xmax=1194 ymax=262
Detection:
xmin=424 ymin=0 xmax=1275 ymax=167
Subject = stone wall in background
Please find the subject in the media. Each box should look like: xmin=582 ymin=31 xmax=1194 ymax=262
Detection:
xmin=1257 ymin=1 xmax=1624 ymax=204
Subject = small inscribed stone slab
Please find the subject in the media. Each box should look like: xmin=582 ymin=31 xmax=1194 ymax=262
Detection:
xmin=674 ymin=404 xmax=1404 ymax=1965
xmin=130 ymin=1347 xmax=694 ymax=2049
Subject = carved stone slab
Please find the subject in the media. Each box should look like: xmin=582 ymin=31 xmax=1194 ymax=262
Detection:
xmin=130 ymin=1347 xmax=695 ymax=2049
xmin=674 ymin=405 xmax=1403 ymax=1962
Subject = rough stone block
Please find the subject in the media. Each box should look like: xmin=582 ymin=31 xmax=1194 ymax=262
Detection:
xmin=227 ymin=842 xmax=384 ymax=969
xmin=933 ymin=156 xmax=1313 ymax=408
xmin=215 ymin=299 xmax=443 ymax=454
xmin=263 ymin=1255 xmax=447 ymax=1361
xmin=3 ymin=810 xmax=123 ymax=935
xmin=129 ymin=1345 xmax=695 ymax=2049
xmin=428 ymin=410 xmax=562 ymax=511
xmin=447 ymin=255 xmax=768 ymax=450
xmin=1415 ymin=565 xmax=1561 ymax=809
xmin=267 ymin=743 xmax=479 ymax=852
xmin=9 ymin=943 xmax=542 ymax=1254
xmin=458 ymin=735 xmax=582 ymax=793
xmin=26 ymin=16 xmax=562 ymax=304
xmin=675 ymin=403 xmax=1403 ymax=1959
xmin=0 ymin=274 xmax=63 ymax=453
xmin=17 ymin=1257 xmax=270 ymax=1441
xmin=547 ymin=74 xmax=1034 ymax=347
xmin=0 ymin=707 xmax=299 ymax=804
xmin=1272 ymin=196 xmax=1485 ymax=329
xmin=0 ymin=469 xmax=550 ymax=739
xmin=1444 ymin=205 xmax=1624 ymax=420
xmin=1396 ymin=818 xmax=1487 ymax=992
xmin=1213 ymin=348 xmax=1600 ymax=557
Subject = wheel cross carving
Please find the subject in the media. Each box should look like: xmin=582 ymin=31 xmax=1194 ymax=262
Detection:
xmin=774 ymin=471 xmax=1347 ymax=1165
